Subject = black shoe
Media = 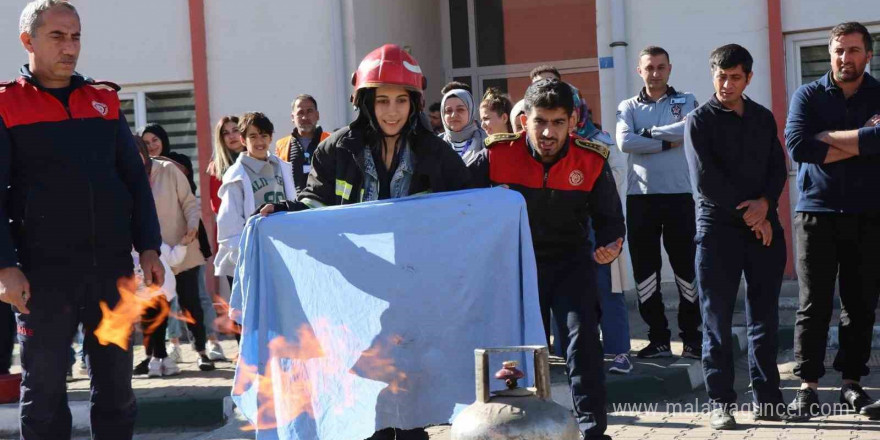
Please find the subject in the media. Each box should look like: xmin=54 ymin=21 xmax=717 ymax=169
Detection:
xmin=133 ymin=358 xmax=150 ymax=375
xmin=788 ymin=387 xmax=820 ymax=419
xmin=681 ymin=343 xmax=702 ymax=360
xmin=637 ymin=342 xmax=672 ymax=359
xmin=840 ymin=384 xmax=880 ymax=418
xmin=198 ymin=354 xmax=215 ymax=371
xmin=710 ymin=406 xmax=736 ymax=430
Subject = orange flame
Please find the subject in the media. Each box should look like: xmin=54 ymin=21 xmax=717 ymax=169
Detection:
xmin=212 ymin=294 xmax=241 ymax=335
xmin=94 ymin=276 xmax=169 ymax=351
xmin=235 ymin=321 xmax=407 ymax=432
xmin=170 ymin=309 xmax=196 ymax=325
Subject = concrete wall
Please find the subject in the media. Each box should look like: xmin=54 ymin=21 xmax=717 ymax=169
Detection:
xmin=622 ymin=0 xmax=772 ymax=110
xmin=0 ymin=0 xmax=192 ymax=85
xmin=350 ymin=0 xmax=445 ymax=106
xmin=780 ymin=0 xmax=880 ymax=33
xmin=204 ymin=0 xmax=351 ymax=137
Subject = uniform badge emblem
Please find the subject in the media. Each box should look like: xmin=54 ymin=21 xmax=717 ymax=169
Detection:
xmin=671 ymin=103 xmax=683 ymax=121
xmin=569 ymin=170 xmax=584 ymax=186
xmin=92 ymin=101 xmax=108 ymax=116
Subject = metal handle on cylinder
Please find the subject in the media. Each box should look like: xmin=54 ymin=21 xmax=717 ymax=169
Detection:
xmin=473 ymin=346 xmax=550 ymax=403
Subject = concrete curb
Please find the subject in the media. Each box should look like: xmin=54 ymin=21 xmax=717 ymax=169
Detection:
xmin=0 ymin=390 xmax=230 ymax=438
xmin=600 ymin=326 xmax=799 ymax=408
xmin=553 ymin=325 xmax=801 ymax=411
xmin=828 ymin=325 xmax=880 ymax=349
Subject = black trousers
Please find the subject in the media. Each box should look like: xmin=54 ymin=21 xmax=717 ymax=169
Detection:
xmin=793 ymin=212 xmax=880 ymax=382
xmin=626 ymin=194 xmax=701 ymax=345
xmin=175 ymin=266 xmax=207 ymax=352
xmin=538 ymin=255 xmax=606 ymax=439
xmin=16 ymin=274 xmax=136 ymax=440
xmin=142 ymin=297 xmax=170 ymax=359
xmin=697 ymin=223 xmax=786 ymax=405
xmin=0 ymin=303 xmax=14 ymax=374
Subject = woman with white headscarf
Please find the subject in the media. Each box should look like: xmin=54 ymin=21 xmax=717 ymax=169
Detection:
xmin=441 ymin=88 xmax=487 ymax=165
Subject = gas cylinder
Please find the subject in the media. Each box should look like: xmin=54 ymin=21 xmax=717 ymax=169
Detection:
xmin=451 ymin=346 xmax=579 ymax=440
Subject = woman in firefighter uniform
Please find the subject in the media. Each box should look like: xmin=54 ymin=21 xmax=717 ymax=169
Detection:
xmin=261 ymin=44 xmax=469 ymax=214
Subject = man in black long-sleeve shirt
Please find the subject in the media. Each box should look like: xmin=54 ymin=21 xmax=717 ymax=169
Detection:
xmin=684 ymin=44 xmax=794 ymax=430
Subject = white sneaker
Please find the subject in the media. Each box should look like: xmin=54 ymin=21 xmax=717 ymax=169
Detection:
xmin=206 ymin=340 xmax=226 ymax=361
xmin=167 ymin=343 xmax=182 ymax=363
xmin=161 ymin=357 xmax=180 ymax=376
xmin=147 ymin=357 xmax=163 ymax=377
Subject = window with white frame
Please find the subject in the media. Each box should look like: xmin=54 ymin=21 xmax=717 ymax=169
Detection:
xmin=784 ymin=26 xmax=880 ymax=175
xmin=120 ymin=84 xmax=200 ymax=191
xmin=786 ymin=26 xmax=880 ymax=96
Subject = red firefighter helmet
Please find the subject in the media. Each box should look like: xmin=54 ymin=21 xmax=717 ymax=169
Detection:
xmin=351 ymin=44 xmax=427 ymax=104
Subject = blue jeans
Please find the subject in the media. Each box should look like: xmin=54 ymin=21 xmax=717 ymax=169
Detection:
xmin=166 ymin=297 xmax=182 ymax=340
xmin=557 ymin=226 xmax=631 ymax=356
xmin=598 ymin=264 xmax=631 ymax=355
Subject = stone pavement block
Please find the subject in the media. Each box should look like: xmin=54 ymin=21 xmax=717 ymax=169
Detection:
xmin=609 ymin=431 xmax=650 ymax=439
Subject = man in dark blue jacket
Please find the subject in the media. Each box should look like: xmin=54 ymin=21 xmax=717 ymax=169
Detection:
xmin=784 ymin=21 xmax=880 ymax=420
xmin=0 ymin=2 xmax=163 ymax=439
xmin=684 ymin=44 xmax=792 ymax=429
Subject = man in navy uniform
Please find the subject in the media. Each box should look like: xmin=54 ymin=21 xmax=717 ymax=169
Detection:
xmin=469 ymin=78 xmax=625 ymax=440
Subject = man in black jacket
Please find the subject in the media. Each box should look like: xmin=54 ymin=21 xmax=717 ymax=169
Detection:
xmin=469 ymin=79 xmax=625 ymax=440
xmin=0 ymin=2 xmax=163 ymax=439
xmin=684 ymin=44 xmax=792 ymax=429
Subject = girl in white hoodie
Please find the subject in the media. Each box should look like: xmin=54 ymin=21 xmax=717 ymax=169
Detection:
xmin=215 ymin=112 xmax=296 ymax=283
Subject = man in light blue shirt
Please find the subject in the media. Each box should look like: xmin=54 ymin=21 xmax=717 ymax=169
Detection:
xmin=616 ymin=46 xmax=701 ymax=360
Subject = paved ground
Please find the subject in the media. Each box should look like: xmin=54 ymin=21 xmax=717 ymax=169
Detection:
xmin=66 ymin=340 xmax=238 ymax=402
xmin=9 ymin=281 xmax=880 ymax=439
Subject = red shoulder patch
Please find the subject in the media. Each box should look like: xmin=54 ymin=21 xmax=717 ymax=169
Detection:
xmin=71 ymin=85 xmax=120 ymax=121
xmin=0 ymin=81 xmax=69 ymax=128
xmin=488 ymin=136 xmax=544 ymax=189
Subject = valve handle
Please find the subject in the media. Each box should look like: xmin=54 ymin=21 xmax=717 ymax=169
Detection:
xmin=473 ymin=346 xmax=550 ymax=403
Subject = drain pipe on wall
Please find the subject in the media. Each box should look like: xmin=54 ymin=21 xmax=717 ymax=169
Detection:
xmin=610 ymin=0 xmax=629 ymax=107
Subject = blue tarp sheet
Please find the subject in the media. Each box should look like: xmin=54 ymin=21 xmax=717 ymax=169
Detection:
xmin=230 ymin=188 xmax=545 ymax=439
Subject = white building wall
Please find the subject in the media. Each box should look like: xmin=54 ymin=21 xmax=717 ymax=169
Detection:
xmin=204 ymin=0 xmax=351 ymax=138
xmin=0 ymin=0 xmax=192 ymax=85
xmin=350 ymin=0 xmax=445 ymax=106
xmin=0 ymin=0 xmax=452 ymax=151
xmin=620 ymin=0 xmax=772 ymax=110
xmin=780 ymin=0 xmax=880 ymax=33
xmin=595 ymin=0 xmax=617 ymax=142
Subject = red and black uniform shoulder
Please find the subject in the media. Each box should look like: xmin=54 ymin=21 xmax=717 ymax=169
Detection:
xmin=471 ymin=132 xmax=624 ymax=261
xmin=0 ymin=75 xmax=121 ymax=129
xmin=487 ymin=133 xmax=608 ymax=192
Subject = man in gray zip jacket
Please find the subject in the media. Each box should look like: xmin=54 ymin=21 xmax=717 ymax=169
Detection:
xmin=616 ymin=46 xmax=701 ymax=360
